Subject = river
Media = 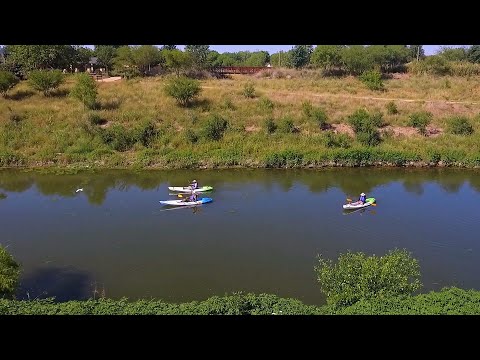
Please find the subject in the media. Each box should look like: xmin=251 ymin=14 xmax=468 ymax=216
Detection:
xmin=0 ymin=168 xmax=479 ymax=305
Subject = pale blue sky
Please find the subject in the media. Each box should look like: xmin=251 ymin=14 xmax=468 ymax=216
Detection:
xmin=179 ymin=45 xmax=469 ymax=55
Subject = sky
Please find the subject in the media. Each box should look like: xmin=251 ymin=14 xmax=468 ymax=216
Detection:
xmin=176 ymin=45 xmax=469 ymax=55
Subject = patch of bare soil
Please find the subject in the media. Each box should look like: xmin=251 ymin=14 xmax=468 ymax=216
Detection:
xmin=331 ymin=123 xmax=355 ymax=137
xmin=245 ymin=125 xmax=260 ymax=132
xmin=381 ymin=125 xmax=419 ymax=137
xmin=97 ymin=76 xmax=122 ymax=83
xmin=425 ymin=125 xmax=443 ymax=137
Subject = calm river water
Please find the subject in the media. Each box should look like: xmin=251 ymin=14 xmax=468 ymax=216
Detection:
xmin=0 ymin=168 xmax=479 ymax=305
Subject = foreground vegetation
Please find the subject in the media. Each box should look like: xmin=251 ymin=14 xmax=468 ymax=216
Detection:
xmin=2 ymin=243 xmax=479 ymax=314
xmin=1 ymin=287 xmax=479 ymax=314
xmin=1 ymin=73 xmax=480 ymax=169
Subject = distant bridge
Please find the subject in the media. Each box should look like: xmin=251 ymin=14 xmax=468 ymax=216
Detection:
xmin=211 ymin=66 xmax=271 ymax=75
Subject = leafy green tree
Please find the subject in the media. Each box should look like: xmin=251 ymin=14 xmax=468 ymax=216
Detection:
xmin=270 ymin=51 xmax=292 ymax=67
xmin=315 ymin=249 xmax=422 ymax=307
xmin=0 ymin=245 xmax=20 ymax=299
xmin=467 ymin=45 xmax=480 ymax=63
xmin=341 ymin=46 xmax=375 ymax=75
xmin=5 ymin=45 xmax=73 ymax=70
xmin=70 ymin=73 xmax=97 ymax=109
xmin=28 ymin=70 xmax=64 ymax=96
xmin=408 ymin=45 xmax=425 ymax=61
xmin=164 ymin=76 xmax=201 ymax=106
xmin=163 ymin=50 xmax=193 ymax=76
xmin=94 ymin=45 xmax=117 ymax=72
xmin=310 ymin=45 xmax=343 ymax=71
xmin=74 ymin=46 xmax=94 ymax=66
xmin=367 ymin=45 xmax=409 ymax=72
xmin=0 ymin=71 xmax=19 ymax=97
xmin=245 ymin=51 xmax=270 ymax=66
xmin=132 ymin=45 xmax=160 ymax=73
xmin=216 ymin=53 xmax=236 ymax=66
xmin=161 ymin=45 xmax=177 ymax=51
xmin=185 ymin=45 xmax=210 ymax=69
xmin=290 ymin=45 xmax=313 ymax=69
xmin=447 ymin=116 xmax=474 ymax=135
xmin=437 ymin=46 xmax=468 ymax=62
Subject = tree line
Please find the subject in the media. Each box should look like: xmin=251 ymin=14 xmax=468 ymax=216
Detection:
xmin=1 ymin=45 xmax=480 ymax=79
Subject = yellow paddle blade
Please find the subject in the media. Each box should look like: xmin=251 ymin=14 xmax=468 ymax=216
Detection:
xmin=371 ymin=203 xmax=377 ymax=206
xmin=346 ymin=198 xmax=352 ymax=202
xmin=177 ymin=194 xmax=183 ymax=197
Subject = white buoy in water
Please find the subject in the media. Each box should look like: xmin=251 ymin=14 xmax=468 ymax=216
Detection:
xmin=75 ymin=188 xmax=84 ymax=193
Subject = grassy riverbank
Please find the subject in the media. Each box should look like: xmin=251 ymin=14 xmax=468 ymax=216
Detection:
xmin=1 ymin=287 xmax=479 ymax=314
xmin=1 ymin=73 xmax=480 ymax=169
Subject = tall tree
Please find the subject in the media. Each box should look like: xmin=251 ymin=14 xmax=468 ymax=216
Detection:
xmin=132 ymin=45 xmax=160 ymax=73
xmin=161 ymin=45 xmax=177 ymax=51
xmin=184 ymin=45 xmax=210 ymax=69
xmin=163 ymin=49 xmax=193 ymax=76
xmin=94 ymin=45 xmax=118 ymax=71
xmin=408 ymin=45 xmax=425 ymax=61
xmin=467 ymin=45 xmax=480 ymax=63
xmin=310 ymin=45 xmax=343 ymax=71
xmin=5 ymin=45 xmax=73 ymax=70
xmin=290 ymin=45 xmax=313 ymax=69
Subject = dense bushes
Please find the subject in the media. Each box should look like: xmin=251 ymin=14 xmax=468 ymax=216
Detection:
xmin=0 ymin=71 xmax=19 ymax=97
xmin=447 ymin=116 xmax=474 ymax=135
xmin=315 ymin=249 xmax=422 ymax=307
xmin=28 ymin=70 xmax=64 ymax=96
xmin=265 ymin=150 xmax=304 ymax=168
xmin=408 ymin=112 xmax=432 ymax=135
xmin=70 ymin=73 xmax=97 ymax=109
xmin=359 ymin=70 xmax=384 ymax=91
xmin=0 ymin=245 xmax=20 ymax=298
xmin=242 ymin=82 xmax=256 ymax=98
xmin=203 ymin=114 xmax=228 ymax=140
xmin=407 ymin=56 xmax=451 ymax=76
xmin=347 ymin=109 xmax=382 ymax=146
xmin=264 ymin=118 xmax=277 ymax=134
xmin=164 ymin=76 xmax=201 ymax=106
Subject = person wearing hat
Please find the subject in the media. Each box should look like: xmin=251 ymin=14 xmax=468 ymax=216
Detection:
xmin=189 ymin=179 xmax=199 ymax=190
xmin=358 ymin=192 xmax=367 ymax=204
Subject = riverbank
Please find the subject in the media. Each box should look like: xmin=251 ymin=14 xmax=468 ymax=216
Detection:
xmin=1 ymin=74 xmax=480 ymax=170
xmin=1 ymin=287 xmax=479 ymax=314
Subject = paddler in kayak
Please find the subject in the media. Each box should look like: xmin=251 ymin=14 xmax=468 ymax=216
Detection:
xmin=184 ymin=192 xmax=198 ymax=202
xmin=350 ymin=192 xmax=367 ymax=206
xmin=189 ymin=179 xmax=199 ymax=190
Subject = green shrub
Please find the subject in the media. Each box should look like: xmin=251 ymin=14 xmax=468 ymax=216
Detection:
xmin=99 ymin=124 xmax=136 ymax=151
xmin=164 ymin=76 xmax=201 ymax=106
xmin=370 ymin=111 xmax=384 ymax=127
xmin=356 ymin=128 xmax=382 ymax=146
xmin=302 ymin=100 xmax=313 ymax=117
xmin=242 ymin=82 xmax=256 ymax=98
xmin=359 ymin=70 xmax=384 ymax=91
xmin=0 ymin=71 xmax=19 ymax=97
xmin=264 ymin=118 xmax=277 ymax=134
xmin=347 ymin=109 xmax=371 ymax=133
xmin=407 ymin=56 xmax=451 ymax=76
xmin=0 ymin=245 xmax=20 ymax=298
xmin=447 ymin=116 xmax=474 ymax=135
xmin=315 ymin=249 xmax=422 ymax=308
xmin=203 ymin=114 xmax=228 ymax=141
xmin=185 ymin=129 xmax=199 ymax=144
xmin=278 ymin=117 xmax=296 ymax=134
xmin=28 ymin=70 xmax=64 ymax=96
xmin=386 ymin=101 xmax=398 ymax=115
xmin=311 ymin=108 xmax=328 ymax=130
xmin=135 ymin=120 xmax=158 ymax=147
xmin=86 ymin=113 xmax=105 ymax=126
xmin=70 ymin=73 xmax=97 ymax=109
xmin=258 ymin=97 xmax=274 ymax=110
xmin=323 ymin=132 xmax=351 ymax=148
xmin=408 ymin=112 xmax=432 ymax=135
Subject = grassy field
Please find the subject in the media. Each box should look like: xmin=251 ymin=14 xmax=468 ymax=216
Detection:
xmin=1 ymin=72 xmax=480 ymax=169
